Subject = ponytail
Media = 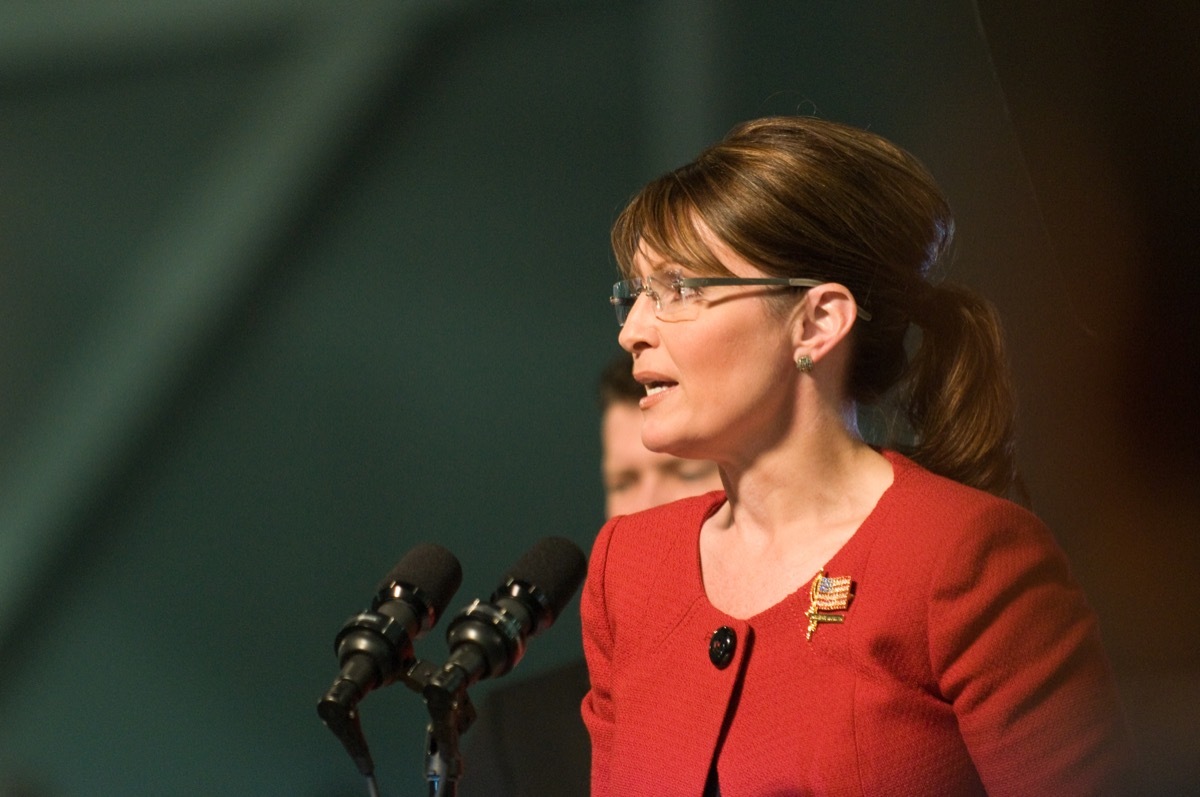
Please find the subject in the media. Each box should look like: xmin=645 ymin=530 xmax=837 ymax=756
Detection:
xmin=903 ymin=282 xmax=1019 ymax=498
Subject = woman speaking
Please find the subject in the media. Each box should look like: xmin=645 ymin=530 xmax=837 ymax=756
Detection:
xmin=581 ymin=117 xmax=1129 ymax=796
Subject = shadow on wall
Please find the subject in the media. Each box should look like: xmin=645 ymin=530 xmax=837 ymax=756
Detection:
xmin=979 ymin=2 xmax=1200 ymax=794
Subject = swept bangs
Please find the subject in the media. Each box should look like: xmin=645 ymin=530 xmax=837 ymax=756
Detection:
xmin=610 ymin=171 xmax=733 ymax=280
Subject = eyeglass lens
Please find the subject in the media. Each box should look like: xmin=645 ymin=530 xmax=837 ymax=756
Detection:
xmin=610 ymin=272 xmax=687 ymax=326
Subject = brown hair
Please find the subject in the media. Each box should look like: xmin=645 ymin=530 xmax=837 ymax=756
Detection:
xmin=611 ymin=116 xmax=1018 ymax=497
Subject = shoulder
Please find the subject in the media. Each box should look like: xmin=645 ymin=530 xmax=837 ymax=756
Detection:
xmin=586 ymin=491 xmax=724 ymax=619
xmin=611 ymin=490 xmax=727 ymax=530
xmin=875 ymin=460 xmax=1130 ymax=792
xmin=591 ymin=490 xmax=725 ymax=572
xmin=880 ymin=451 xmax=1051 ymax=551
xmin=859 ymin=452 xmax=1070 ymax=608
xmin=876 ymin=452 xmax=1097 ymax=651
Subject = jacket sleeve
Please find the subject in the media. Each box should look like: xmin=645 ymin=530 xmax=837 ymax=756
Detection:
xmin=928 ymin=502 xmax=1132 ymax=796
xmin=580 ymin=516 xmax=620 ymax=797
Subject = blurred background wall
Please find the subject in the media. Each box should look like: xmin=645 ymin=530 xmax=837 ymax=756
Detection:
xmin=0 ymin=1 xmax=1195 ymax=794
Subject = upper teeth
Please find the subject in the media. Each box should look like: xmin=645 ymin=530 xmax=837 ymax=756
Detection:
xmin=646 ymin=384 xmax=670 ymax=396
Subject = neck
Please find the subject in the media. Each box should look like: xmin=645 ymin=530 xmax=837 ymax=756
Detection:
xmin=712 ymin=402 xmax=890 ymax=542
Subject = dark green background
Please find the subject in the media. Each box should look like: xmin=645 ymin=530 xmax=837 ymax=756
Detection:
xmin=1 ymin=2 xmax=1195 ymax=795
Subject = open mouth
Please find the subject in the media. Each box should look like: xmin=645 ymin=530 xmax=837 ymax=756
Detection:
xmin=645 ymin=381 xmax=676 ymax=396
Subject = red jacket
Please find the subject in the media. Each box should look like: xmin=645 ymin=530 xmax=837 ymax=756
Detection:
xmin=581 ymin=451 xmax=1129 ymax=796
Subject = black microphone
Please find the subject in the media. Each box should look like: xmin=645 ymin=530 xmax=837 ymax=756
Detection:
xmin=427 ymin=536 xmax=587 ymax=698
xmin=318 ymin=542 xmax=462 ymax=775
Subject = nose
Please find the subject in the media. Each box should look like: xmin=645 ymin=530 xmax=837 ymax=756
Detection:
xmin=618 ymin=292 xmax=657 ymax=353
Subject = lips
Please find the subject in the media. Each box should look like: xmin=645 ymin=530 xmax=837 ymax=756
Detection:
xmin=634 ymin=371 xmax=678 ymax=408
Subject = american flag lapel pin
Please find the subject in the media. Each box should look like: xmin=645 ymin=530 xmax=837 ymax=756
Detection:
xmin=805 ymin=569 xmax=854 ymax=641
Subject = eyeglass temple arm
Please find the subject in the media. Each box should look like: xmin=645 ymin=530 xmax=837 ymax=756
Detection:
xmin=677 ymin=277 xmax=871 ymax=320
xmin=677 ymin=277 xmax=823 ymax=289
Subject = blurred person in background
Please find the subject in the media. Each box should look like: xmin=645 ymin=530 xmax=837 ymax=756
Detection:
xmin=458 ymin=353 xmax=723 ymax=797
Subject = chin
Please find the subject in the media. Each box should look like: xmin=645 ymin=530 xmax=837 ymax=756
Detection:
xmin=642 ymin=425 xmax=704 ymax=460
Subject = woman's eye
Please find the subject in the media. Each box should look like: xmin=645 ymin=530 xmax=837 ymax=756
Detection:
xmin=664 ymin=272 xmax=696 ymax=303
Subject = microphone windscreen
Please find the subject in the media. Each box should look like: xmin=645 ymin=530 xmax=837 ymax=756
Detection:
xmin=504 ymin=536 xmax=587 ymax=616
xmin=378 ymin=542 xmax=463 ymax=619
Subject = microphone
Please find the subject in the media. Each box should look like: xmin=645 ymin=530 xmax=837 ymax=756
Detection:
xmin=427 ymin=536 xmax=587 ymax=698
xmin=318 ymin=542 xmax=462 ymax=775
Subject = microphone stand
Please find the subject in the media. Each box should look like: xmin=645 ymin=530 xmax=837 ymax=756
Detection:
xmin=403 ymin=659 xmax=478 ymax=797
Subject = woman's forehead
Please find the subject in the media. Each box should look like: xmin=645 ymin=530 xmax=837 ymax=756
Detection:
xmin=630 ymin=242 xmax=676 ymax=274
xmin=630 ymin=227 xmax=726 ymax=277
xmin=631 ymin=224 xmax=764 ymax=280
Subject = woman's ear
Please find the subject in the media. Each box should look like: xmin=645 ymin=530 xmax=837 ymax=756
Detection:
xmin=790 ymin=283 xmax=862 ymax=364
